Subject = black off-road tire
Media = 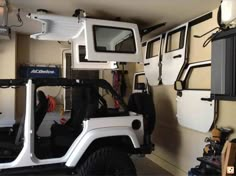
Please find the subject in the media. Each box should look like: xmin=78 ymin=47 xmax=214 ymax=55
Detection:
xmin=77 ymin=147 xmax=137 ymax=176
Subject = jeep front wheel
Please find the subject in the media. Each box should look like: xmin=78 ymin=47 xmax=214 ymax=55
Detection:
xmin=77 ymin=147 xmax=137 ymax=176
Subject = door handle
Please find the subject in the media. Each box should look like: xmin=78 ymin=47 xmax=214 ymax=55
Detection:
xmin=144 ymin=63 xmax=150 ymax=66
xmin=201 ymin=97 xmax=212 ymax=102
xmin=173 ymin=54 xmax=182 ymax=59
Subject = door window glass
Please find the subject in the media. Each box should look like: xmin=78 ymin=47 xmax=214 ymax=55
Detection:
xmin=166 ymin=27 xmax=186 ymax=52
xmin=185 ymin=66 xmax=211 ymax=90
xmin=93 ymin=26 xmax=136 ymax=53
xmin=146 ymin=38 xmax=161 ymax=59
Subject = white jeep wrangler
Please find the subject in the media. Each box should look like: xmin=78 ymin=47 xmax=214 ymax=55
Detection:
xmin=0 ymin=78 xmax=155 ymax=175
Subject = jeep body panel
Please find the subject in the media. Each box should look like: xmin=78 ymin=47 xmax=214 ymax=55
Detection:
xmin=0 ymin=79 xmax=144 ymax=170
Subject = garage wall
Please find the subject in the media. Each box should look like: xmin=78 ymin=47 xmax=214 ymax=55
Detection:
xmin=16 ymin=34 xmax=70 ymax=121
xmin=0 ymin=32 xmax=16 ymax=126
xmin=140 ymin=9 xmax=236 ymax=175
xmin=17 ymin=34 xmax=67 ymax=66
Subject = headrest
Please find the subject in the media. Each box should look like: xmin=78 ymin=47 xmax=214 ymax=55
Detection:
xmin=37 ymin=90 xmax=47 ymax=103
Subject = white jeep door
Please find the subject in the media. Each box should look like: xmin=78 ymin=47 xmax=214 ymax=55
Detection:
xmin=176 ymin=61 xmax=215 ymax=133
xmin=144 ymin=35 xmax=162 ymax=86
xmin=162 ymin=23 xmax=188 ymax=85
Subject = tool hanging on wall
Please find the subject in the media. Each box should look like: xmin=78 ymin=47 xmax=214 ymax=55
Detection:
xmin=120 ymin=62 xmax=127 ymax=98
xmin=112 ymin=71 xmax=120 ymax=109
xmin=112 ymin=63 xmax=128 ymax=108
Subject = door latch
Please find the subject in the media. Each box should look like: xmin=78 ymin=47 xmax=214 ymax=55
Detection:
xmin=173 ymin=54 xmax=182 ymax=59
xmin=201 ymin=97 xmax=212 ymax=102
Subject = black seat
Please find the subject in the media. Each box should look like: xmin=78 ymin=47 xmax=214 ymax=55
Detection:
xmin=0 ymin=91 xmax=49 ymax=161
xmin=128 ymin=92 xmax=156 ymax=135
xmin=35 ymin=91 xmax=48 ymax=134
xmin=50 ymin=86 xmax=99 ymax=156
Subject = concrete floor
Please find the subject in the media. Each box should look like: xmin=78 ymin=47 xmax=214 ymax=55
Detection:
xmin=25 ymin=157 xmax=172 ymax=176
xmin=134 ymin=157 xmax=173 ymax=176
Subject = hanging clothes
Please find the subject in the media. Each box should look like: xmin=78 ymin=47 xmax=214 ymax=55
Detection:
xmin=112 ymin=68 xmax=127 ymax=109
xmin=113 ymin=71 xmax=120 ymax=109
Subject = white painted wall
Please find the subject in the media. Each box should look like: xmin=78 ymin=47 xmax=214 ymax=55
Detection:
xmin=0 ymin=32 xmax=16 ymax=126
xmin=17 ymin=35 xmax=69 ymax=65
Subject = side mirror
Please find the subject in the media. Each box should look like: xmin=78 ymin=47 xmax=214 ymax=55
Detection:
xmin=174 ymin=80 xmax=183 ymax=91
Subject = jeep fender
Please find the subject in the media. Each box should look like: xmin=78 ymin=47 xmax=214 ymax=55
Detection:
xmin=65 ymin=127 xmax=140 ymax=167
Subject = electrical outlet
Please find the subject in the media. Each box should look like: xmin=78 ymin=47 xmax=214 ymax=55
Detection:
xmin=227 ymin=166 xmax=234 ymax=174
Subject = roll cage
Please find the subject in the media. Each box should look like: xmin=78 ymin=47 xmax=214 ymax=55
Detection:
xmin=0 ymin=78 xmax=128 ymax=111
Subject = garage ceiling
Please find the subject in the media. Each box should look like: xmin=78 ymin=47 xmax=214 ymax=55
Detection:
xmin=7 ymin=0 xmax=221 ymax=37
